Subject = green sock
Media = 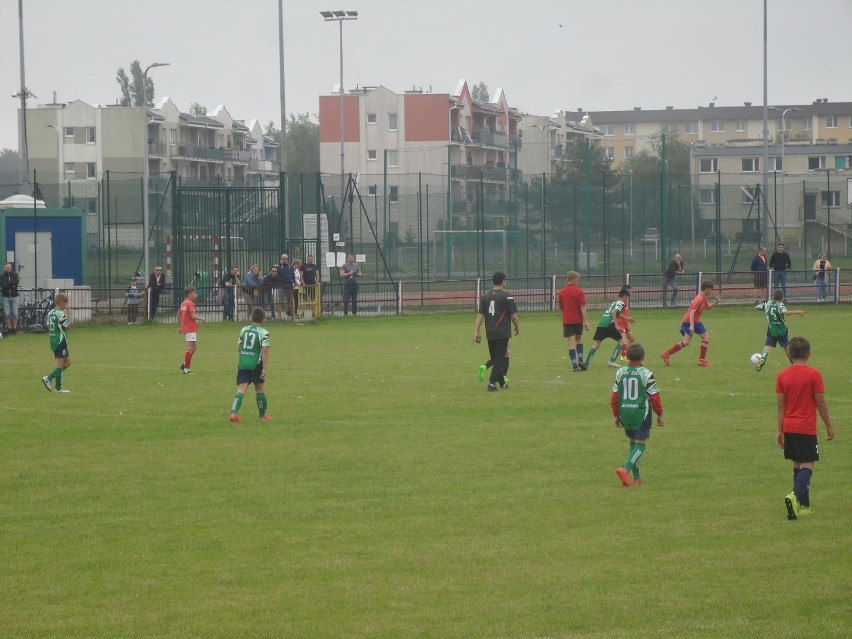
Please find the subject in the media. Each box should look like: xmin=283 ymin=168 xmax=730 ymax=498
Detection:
xmin=610 ymin=344 xmax=621 ymax=362
xmin=586 ymin=348 xmax=597 ymax=364
xmin=54 ymin=369 xmax=63 ymax=390
xmin=231 ymin=392 xmax=244 ymax=414
xmin=626 ymin=443 xmax=645 ymax=475
xmin=48 ymin=367 xmax=62 ymax=381
xmin=256 ymin=393 xmax=268 ymax=417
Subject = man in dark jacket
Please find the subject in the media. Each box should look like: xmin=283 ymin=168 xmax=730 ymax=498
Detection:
xmin=276 ymin=253 xmax=296 ymax=318
xmin=768 ymin=243 xmax=792 ymax=299
xmin=147 ymin=266 xmax=166 ymax=320
xmin=751 ymin=247 xmax=768 ymax=303
xmin=1 ymin=262 xmax=20 ymax=333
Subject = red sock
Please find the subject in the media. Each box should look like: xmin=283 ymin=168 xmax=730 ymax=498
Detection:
xmin=184 ymin=351 xmax=193 ymax=369
xmin=699 ymin=343 xmax=708 ymax=360
xmin=621 ymin=343 xmax=627 ymax=358
xmin=665 ymin=342 xmax=684 ymax=356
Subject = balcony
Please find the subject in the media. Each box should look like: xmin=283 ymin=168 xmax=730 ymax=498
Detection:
xmin=470 ymin=129 xmax=508 ymax=147
xmin=450 ymin=164 xmax=518 ymax=182
xmin=249 ymin=159 xmax=281 ymax=173
xmin=147 ymin=141 xmax=166 ymax=157
xmin=224 ymin=148 xmax=250 ymax=164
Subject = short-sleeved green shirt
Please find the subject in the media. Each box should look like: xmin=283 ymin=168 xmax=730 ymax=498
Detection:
xmin=47 ymin=308 xmax=69 ymax=350
xmin=757 ymin=299 xmax=788 ymax=338
xmin=597 ymin=299 xmax=625 ymax=329
xmin=237 ymin=324 xmax=270 ymax=370
xmin=612 ymin=365 xmax=660 ymax=430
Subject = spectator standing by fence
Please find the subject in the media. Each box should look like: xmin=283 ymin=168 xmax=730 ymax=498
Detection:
xmin=769 ymin=243 xmax=792 ymax=300
xmin=812 ymin=253 xmax=832 ymax=303
xmin=751 ymin=247 xmax=768 ymax=303
xmin=147 ymin=266 xmax=166 ymax=320
xmin=264 ymin=266 xmax=281 ymax=320
xmin=1 ymin=262 xmax=20 ymax=334
xmin=125 ymin=277 xmax=142 ymax=324
xmin=340 ymin=254 xmax=361 ymax=316
xmin=244 ymin=265 xmax=263 ymax=318
xmin=221 ymin=266 xmax=240 ymax=321
xmin=662 ymin=254 xmax=684 ymax=308
xmin=277 ymin=254 xmax=296 ymax=319
xmin=301 ymin=255 xmax=320 ymax=311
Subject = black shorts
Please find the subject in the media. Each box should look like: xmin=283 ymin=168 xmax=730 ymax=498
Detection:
xmin=563 ymin=323 xmax=584 ymax=338
xmin=593 ymin=324 xmax=622 ymax=343
xmin=53 ymin=340 xmax=69 ymax=359
xmin=784 ymin=433 xmax=819 ymax=463
xmin=764 ymin=330 xmax=789 ymax=349
xmin=236 ymin=362 xmax=265 ymax=386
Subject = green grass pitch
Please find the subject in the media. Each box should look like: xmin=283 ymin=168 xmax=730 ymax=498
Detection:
xmin=1 ymin=306 xmax=850 ymax=638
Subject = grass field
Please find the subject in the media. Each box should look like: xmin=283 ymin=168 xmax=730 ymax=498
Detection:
xmin=1 ymin=306 xmax=850 ymax=638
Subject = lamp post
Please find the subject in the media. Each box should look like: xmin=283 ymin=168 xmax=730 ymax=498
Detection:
xmin=768 ymin=106 xmax=801 ymax=242
xmin=141 ymin=62 xmax=169 ymax=281
xmin=45 ymin=124 xmax=60 ymax=179
xmin=320 ymin=9 xmax=358 ymax=205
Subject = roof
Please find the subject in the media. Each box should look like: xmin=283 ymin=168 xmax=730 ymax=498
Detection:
xmin=179 ymin=113 xmax=224 ymax=128
xmin=0 ymin=194 xmax=47 ymax=209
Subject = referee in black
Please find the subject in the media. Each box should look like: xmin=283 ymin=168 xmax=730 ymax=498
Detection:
xmin=474 ymin=272 xmax=520 ymax=392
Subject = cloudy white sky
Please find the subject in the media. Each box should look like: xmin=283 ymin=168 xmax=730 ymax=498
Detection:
xmin=2 ymin=0 xmax=851 ymax=152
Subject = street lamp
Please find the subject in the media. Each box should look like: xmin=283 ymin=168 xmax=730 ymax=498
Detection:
xmin=320 ymin=10 xmax=358 ymax=206
xmin=768 ymin=106 xmax=801 ymax=241
xmin=141 ymin=61 xmax=169 ymax=283
xmin=45 ymin=124 xmax=60 ymax=178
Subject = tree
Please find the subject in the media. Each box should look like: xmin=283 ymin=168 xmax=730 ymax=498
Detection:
xmin=471 ymin=82 xmax=489 ymax=102
xmin=265 ymin=113 xmax=320 ymax=174
xmin=190 ymin=103 xmax=208 ymax=116
xmin=116 ymin=60 xmax=155 ymax=107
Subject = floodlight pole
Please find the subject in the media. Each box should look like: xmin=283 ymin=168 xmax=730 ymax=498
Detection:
xmin=141 ymin=62 xmax=169 ymax=281
xmin=320 ymin=10 xmax=359 ymax=204
xmin=768 ymin=106 xmax=801 ymax=243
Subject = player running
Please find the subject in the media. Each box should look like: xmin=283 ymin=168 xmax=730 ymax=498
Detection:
xmin=41 ymin=293 xmax=72 ymax=393
xmin=229 ymin=308 xmax=272 ymax=423
xmin=661 ymin=280 xmax=720 ymax=367
xmin=754 ymin=289 xmax=805 ymax=372
xmin=584 ymin=288 xmax=630 ymax=369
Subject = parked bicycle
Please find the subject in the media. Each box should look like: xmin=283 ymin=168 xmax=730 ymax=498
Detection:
xmin=17 ymin=290 xmax=55 ymax=332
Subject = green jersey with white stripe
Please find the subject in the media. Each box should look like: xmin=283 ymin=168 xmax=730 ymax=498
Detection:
xmin=237 ymin=324 xmax=270 ymax=370
xmin=597 ymin=299 xmax=624 ymax=328
xmin=612 ymin=365 xmax=660 ymax=430
xmin=47 ymin=308 xmax=69 ymax=350
xmin=757 ymin=299 xmax=788 ymax=337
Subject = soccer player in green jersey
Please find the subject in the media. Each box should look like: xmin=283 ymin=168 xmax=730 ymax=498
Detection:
xmin=229 ymin=308 xmax=272 ymax=423
xmin=611 ymin=343 xmax=664 ymax=487
xmin=754 ymin=289 xmax=805 ymax=372
xmin=41 ymin=292 xmax=72 ymax=393
xmin=584 ymin=288 xmax=630 ymax=369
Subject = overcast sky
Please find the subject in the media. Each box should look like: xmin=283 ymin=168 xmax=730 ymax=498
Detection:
xmin=2 ymin=0 xmax=851 ymax=152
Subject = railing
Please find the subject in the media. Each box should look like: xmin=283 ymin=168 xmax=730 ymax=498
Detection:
xmin=249 ymin=159 xmax=280 ymax=173
xmin=471 ymin=130 xmax=509 ymax=147
xmin=147 ymin=141 xmax=166 ymax=157
xmin=51 ymin=269 xmax=847 ymax=325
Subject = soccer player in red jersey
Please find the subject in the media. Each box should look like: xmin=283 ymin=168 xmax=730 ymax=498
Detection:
xmin=660 ymin=280 xmax=720 ymax=367
xmin=776 ymin=336 xmax=835 ymax=520
xmin=177 ymin=286 xmax=206 ymax=374
xmin=557 ymin=271 xmax=589 ymax=372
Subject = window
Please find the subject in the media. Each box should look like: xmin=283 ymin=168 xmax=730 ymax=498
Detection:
xmin=808 ymin=156 xmax=826 ymax=170
xmin=837 ymin=155 xmax=852 ymax=169
xmin=624 ymin=146 xmax=634 ymax=160
xmin=741 ymin=186 xmax=756 ymax=204
xmin=367 ymin=113 xmax=377 ymax=125
xmin=87 ymin=162 xmax=96 ymax=179
xmin=86 ymin=127 xmax=96 ymax=144
xmin=367 ymin=149 xmax=377 ymax=161
xmin=64 ymin=162 xmax=75 ymax=174
xmin=803 ymin=116 xmax=812 ymax=131
xmin=741 ymin=158 xmax=759 ymax=173
xmin=389 ymin=185 xmax=399 ymax=203
xmin=662 ymin=123 xmax=675 ymax=133
xmin=387 ymin=150 xmax=399 ymax=167
xmin=388 ymin=113 xmax=398 ymax=131
xmin=777 ymin=117 xmax=792 ymax=131
xmin=169 ymin=129 xmax=176 ymax=146
xmin=699 ymin=158 xmax=718 ymax=173
xmin=821 ymin=191 xmax=840 ymax=207
xmin=710 ymin=120 xmax=725 ymax=133
xmin=600 ymin=124 xmax=614 ymax=136
xmin=624 ymin=123 xmax=634 ymax=136
xmin=367 ymin=185 xmax=377 ymax=196
xmin=64 ymin=127 xmax=74 ymax=138
xmin=736 ymin=120 xmax=746 ymax=132
xmin=685 ymin=121 xmax=698 ymax=135
xmin=602 ymin=147 xmax=614 ymax=160
xmin=825 ymin=115 xmax=837 ymax=128
xmin=699 ymin=188 xmax=716 ymax=204
xmin=768 ymin=156 xmax=783 ymax=172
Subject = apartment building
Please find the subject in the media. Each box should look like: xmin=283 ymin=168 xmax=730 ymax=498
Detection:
xmin=318 ymin=80 xmax=521 ymax=235
xmin=22 ymin=98 xmax=277 ymax=190
xmin=516 ymin=110 xmax=598 ymax=179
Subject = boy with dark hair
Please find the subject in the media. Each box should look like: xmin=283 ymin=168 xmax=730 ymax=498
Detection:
xmin=584 ymin=288 xmax=630 ymax=369
xmin=230 ymin=308 xmax=272 ymax=423
xmin=754 ymin=289 xmax=805 ymax=372
xmin=42 ymin=293 xmax=72 ymax=393
xmin=661 ymin=280 xmax=720 ymax=367
xmin=474 ymin=272 xmax=519 ymax=392
xmin=776 ymin=337 xmax=834 ymax=520
xmin=177 ymin=286 xmax=205 ymax=374
xmin=612 ymin=342 xmax=664 ymax=487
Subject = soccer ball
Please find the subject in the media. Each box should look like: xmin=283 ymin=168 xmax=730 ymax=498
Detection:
xmin=750 ymin=353 xmax=763 ymax=366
